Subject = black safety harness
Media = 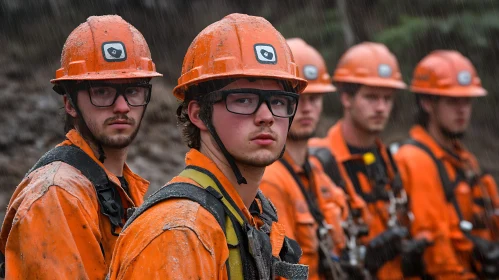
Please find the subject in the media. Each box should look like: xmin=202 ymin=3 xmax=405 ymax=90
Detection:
xmin=0 ymin=145 xmax=128 ymax=278
xmin=122 ymin=165 xmax=308 ymax=280
xmin=278 ymin=158 xmax=345 ymax=279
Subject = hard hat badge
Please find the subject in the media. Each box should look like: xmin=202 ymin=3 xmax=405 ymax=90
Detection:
xmin=303 ymin=65 xmax=318 ymax=80
xmin=378 ymin=64 xmax=392 ymax=78
xmin=254 ymin=44 xmax=277 ymax=64
xmin=102 ymin=41 xmax=127 ymax=62
xmin=457 ymin=70 xmax=472 ymax=86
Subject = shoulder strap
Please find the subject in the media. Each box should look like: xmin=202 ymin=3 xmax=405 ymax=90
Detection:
xmin=309 ymin=147 xmax=346 ymax=189
xmin=27 ymin=145 xmax=124 ymax=235
xmin=403 ymin=139 xmax=460 ymax=202
xmin=403 ymin=139 xmax=470 ymax=228
xmin=123 ymin=182 xmax=226 ymax=230
xmin=384 ymin=147 xmax=404 ymax=194
xmin=279 ymin=158 xmax=325 ymax=225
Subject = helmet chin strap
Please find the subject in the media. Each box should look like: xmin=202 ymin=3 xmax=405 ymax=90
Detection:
xmin=202 ymin=118 xmax=247 ymax=185
xmin=201 ymin=107 xmax=296 ymax=185
xmin=66 ymin=90 xmax=107 ymax=163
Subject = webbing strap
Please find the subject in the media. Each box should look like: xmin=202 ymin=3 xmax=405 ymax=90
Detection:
xmin=123 ymin=183 xmax=226 ymax=229
xmin=403 ymin=139 xmax=470 ymax=231
xmin=27 ymin=145 xmax=124 ymax=235
xmin=179 ymin=167 xmax=246 ymax=280
xmin=273 ymin=259 xmax=309 ymax=279
xmin=309 ymin=147 xmax=346 ymax=189
xmin=278 ymin=158 xmax=325 ymax=227
xmin=180 ymin=167 xmax=245 ymax=225
xmin=0 ymin=250 xmax=4 ymax=278
xmin=403 ymin=139 xmax=460 ymax=204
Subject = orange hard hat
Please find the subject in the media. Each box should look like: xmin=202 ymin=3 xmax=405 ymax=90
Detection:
xmin=410 ymin=50 xmax=486 ymax=97
xmin=286 ymin=38 xmax=336 ymax=94
xmin=333 ymin=42 xmax=406 ymax=89
xmin=51 ymin=15 xmax=162 ymax=83
xmin=173 ymin=13 xmax=307 ymax=100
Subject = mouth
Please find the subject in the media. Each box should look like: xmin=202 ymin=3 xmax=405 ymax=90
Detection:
xmin=251 ymin=133 xmax=276 ymax=146
xmin=370 ymin=116 xmax=386 ymax=122
xmin=107 ymin=118 xmax=133 ymax=130
xmin=295 ymin=117 xmax=314 ymax=125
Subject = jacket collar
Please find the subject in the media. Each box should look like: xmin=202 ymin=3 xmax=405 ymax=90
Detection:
xmin=58 ymin=129 xmax=149 ymax=203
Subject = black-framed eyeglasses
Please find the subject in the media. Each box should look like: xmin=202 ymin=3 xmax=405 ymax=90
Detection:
xmin=73 ymin=81 xmax=152 ymax=107
xmin=203 ymin=89 xmax=299 ymax=118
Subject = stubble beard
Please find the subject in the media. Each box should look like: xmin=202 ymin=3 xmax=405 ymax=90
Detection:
xmin=288 ymin=128 xmax=316 ymax=141
xmin=352 ymin=114 xmax=384 ymax=135
xmin=439 ymin=124 xmax=465 ymax=140
xmin=77 ymin=114 xmax=142 ymax=149
xmin=233 ymin=151 xmax=282 ymax=168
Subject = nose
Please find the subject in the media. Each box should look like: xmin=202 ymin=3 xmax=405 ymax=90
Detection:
xmin=298 ymin=96 xmax=313 ymax=113
xmin=375 ymin=97 xmax=390 ymax=112
xmin=254 ymin=102 xmax=274 ymax=126
xmin=113 ymin=94 xmax=131 ymax=114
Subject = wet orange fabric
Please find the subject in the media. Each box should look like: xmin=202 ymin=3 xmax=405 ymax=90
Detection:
xmin=395 ymin=125 xmax=499 ymax=280
xmin=260 ymin=152 xmax=348 ymax=280
xmin=0 ymin=129 xmax=149 ymax=280
xmin=107 ymin=148 xmax=291 ymax=279
xmin=309 ymin=121 xmax=405 ymax=280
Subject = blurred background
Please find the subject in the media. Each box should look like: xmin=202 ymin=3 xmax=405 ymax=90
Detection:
xmin=1 ymin=0 xmax=498 ymax=221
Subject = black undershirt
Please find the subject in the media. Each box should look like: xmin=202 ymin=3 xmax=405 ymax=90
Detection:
xmin=344 ymin=145 xmax=389 ymax=203
xmin=117 ymin=176 xmax=130 ymax=196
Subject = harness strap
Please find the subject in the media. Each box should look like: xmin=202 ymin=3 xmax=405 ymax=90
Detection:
xmin=403 ymin=139 xmax=470 ymax=231
xmin=27 ymin=145 xmax=124 ymax=235
xmin=309 ymin=147 xmax=346 ymax=189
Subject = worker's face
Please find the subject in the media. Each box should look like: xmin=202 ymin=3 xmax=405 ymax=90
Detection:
xmin=210 ymin=79 xmax=291 ymax=168
xmin=288 ymin=93 xmax=323 ymax=141
xmin=342 ymin=85 xmax=395 ymax=134
xmin=66 ymin=79 xmax=147 ymax=149
xmin=428 ymin=96 xmax=473 ymax=138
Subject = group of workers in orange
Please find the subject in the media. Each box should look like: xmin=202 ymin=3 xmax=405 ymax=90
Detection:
xmin=0 ymin=12 xmax=498 ymax=280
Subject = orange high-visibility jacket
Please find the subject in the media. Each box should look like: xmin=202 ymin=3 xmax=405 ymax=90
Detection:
xmin=0 ymin=129 xmax=149 ymax=280
xmin=260 ymin=152 xmax=348 ymax=280
xmin=107 ymin=149 xmax=296 ymax=279
xmin=395 ymin=125 xmax=499 ymax=280
xmin=309 ymin=121 xmax=406 ymax=280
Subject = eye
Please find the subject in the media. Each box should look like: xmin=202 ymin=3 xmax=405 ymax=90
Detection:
xmin=125 ymin=87 xmax=140 ymax=96
xmin=90 ymin=87 xmax=114 ymax=97
xmin=234 ymin=97 xmax=253 ymax=104
xmin=270 ymin=96 xmax=289 ymax=106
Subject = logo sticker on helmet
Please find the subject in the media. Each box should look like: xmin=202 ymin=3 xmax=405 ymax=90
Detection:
xmin=457 ymin=70 xmax=472 ymax=86
xmin=378 ymin=64 xmax=392 ymax=78
xmin=254 ymin=44 xmax=277 ymax=64
xmin=102 ymin=41 xmax=127 ymax=62
xmin=303 ymin=65 xmax=318 ymax=80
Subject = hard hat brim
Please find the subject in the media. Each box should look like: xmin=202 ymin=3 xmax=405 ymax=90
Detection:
xmin=302 ymin=83 xmax=337 ymax=94
xmin=333 ymin=76 xmax=407 ymax=90
xmin=173 ymin=70 xmax=308 ymax=100
xmin=51 ymin=70 xmax=163 ymax=84
xmin=410 ymin=85 xmax=487 ymax=97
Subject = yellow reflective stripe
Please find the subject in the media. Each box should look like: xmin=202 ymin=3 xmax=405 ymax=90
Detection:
xmin=226 ymin=218 xmax=243 ymax=280
xmin=179 ymin=168 xmax=245 ymax=280
xmin=179 ymin=168 xmax=245 ymax=225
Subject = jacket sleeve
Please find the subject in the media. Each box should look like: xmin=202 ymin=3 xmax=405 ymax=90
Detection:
xmin=395 ymin=151 xmax=470 ymax=280
xmin=5 ymin=186 xmax=106 ymax=280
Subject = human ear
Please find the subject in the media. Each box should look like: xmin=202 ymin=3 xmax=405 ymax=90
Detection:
xmin=340 ymin=92 xmax=352 ymax=110
xmin=64 ymin=95 xmax=78 ymax=117
xmin=420 ymin=98 xmax=434 ymax=115
xmin=188 ymin=100 xmax=208 ymax=131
